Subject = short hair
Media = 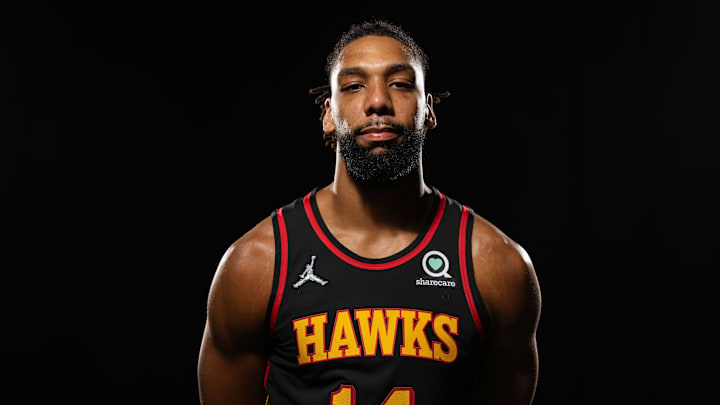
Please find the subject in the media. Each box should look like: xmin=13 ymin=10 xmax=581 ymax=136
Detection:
xmin=324 ymin=20 xmax=430 ymax=79
xmin=310 ymin=20 xmax=448 ymax=150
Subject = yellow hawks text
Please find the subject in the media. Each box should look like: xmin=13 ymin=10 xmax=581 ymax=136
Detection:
xmin=292 ymin=308 xmax=459 ymax=366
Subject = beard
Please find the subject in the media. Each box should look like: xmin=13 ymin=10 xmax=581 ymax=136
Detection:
xmin=335 ymin=119 xmax=426 ymax=184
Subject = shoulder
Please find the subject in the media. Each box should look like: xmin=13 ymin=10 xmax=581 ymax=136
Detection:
xmin=213 ymin=215 xmax=276 ymax=290
xmin=469 ymin=212 xmax=541 ymax=334
xmin=205 ymin=215 xmax=276 ymax=353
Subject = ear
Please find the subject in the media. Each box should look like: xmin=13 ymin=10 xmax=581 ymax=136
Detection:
xmin=322 ymin=98 xmax=336 ymax=134
xmin=424 ymin=93 xmax=437 ymax=130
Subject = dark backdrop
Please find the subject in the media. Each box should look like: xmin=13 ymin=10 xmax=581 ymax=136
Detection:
xmin=5 ymin=2 xmax=718 ymax=404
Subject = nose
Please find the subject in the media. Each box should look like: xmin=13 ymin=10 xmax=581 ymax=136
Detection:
xmin=363 ymin=80 xmax=393 ymax=116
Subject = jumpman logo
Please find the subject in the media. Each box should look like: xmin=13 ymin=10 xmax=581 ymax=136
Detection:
xmin=293 ymin=255 xmax=328 ymax=289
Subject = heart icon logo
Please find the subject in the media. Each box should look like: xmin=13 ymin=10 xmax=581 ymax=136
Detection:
xmin=428 ymin=257 xmax=444 ymax=271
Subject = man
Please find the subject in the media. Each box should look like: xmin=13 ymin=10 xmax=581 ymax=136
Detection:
xmin=198 ymin=20 xmax=541 ymax=405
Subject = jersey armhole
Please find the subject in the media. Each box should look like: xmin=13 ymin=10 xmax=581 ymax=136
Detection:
xmin=264 ymin=208 xmax=289 ymax=336
xmin=460 ymin=206 xmax=493 ymax=342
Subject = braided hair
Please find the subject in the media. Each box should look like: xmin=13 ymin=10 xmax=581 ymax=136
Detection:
xmin=310 ymin=20 xmax=449 ymax=151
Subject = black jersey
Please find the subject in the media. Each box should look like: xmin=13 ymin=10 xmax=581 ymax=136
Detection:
xmin=264 ymin=188 xmax=491 ymax=405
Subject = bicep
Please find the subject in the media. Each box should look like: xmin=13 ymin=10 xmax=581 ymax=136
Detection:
xmin=475 ymin=250 xmax=540 ymax=404
xmin=198 ymin=324 xmax=268 ymax=405
xmin=197 ymin=221 xmax=275 ymax=405
xmin=474 ymin=329 xmax=539 ymax=405
xmin=471 ymin=218 xmax=541 ymax=404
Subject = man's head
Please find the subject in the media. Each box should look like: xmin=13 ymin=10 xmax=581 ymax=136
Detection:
xmin=320 ymin=20 xmax=437 ymax=183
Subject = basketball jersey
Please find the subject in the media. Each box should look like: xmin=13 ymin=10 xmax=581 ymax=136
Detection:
xmin=264 ymin=188 xmax=492 ymax=405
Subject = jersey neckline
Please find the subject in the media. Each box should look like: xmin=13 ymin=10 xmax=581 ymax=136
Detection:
xmin=302 ymin=187 xmax=447 ymax=270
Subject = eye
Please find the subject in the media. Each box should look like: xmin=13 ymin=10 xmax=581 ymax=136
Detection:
xmin=341 ymin=83 xmax=364 ymax=92
xmin=390 ymin=81 xmax=415 ymax=90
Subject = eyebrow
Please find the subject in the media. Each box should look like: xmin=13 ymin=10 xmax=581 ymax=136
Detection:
xmin=337 ymin=63 xmax=415 ymax=78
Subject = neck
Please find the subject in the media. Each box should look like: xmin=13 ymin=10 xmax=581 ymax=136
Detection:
xmin=324 ymin=152 xmax=433 ymax=231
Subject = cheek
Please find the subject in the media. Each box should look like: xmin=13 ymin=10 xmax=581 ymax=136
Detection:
xmin=338 ymin=97 xmax=365 ymax=116
xmin=402 ymin=99 xmax=424 ymax=129
xmin=414 ymin=108 xmax=424 ymax=130
xmin=330 ymin=107 xmax=352 ymax=135
xmin=335 ymin=101 xmax=365 ymax=127
xmin=336 ymin=117 xmax=351 ymax=135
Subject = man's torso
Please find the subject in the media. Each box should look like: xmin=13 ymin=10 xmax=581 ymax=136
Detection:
xmin=264 ymin=188 xmax=491 ymax=405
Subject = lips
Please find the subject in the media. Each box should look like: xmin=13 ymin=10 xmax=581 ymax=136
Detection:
xmin=359 ymin=126 xmax=400 ymax=141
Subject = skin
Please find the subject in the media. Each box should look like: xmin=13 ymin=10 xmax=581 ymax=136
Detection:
xmin=198 ymin=35 xmax=541 ymax=405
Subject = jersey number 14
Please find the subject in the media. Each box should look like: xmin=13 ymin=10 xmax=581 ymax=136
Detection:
xmin=331 ymin=385 xmax=414 ymax=405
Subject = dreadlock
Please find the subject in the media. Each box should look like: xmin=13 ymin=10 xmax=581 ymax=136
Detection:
xmin=310 ymin=20 xmax=450 ymax=151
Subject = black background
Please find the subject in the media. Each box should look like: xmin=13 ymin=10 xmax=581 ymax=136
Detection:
xmin=5 ymin=1 xmax=718 ymax=404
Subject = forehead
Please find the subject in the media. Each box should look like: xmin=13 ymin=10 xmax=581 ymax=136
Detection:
xmin=334 ymin=35 xmax=419 ymax=73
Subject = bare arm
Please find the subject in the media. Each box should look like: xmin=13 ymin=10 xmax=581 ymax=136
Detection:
xmin=198 ymin=217 xmax=275 ymax=405
xmin=471 ymin=215 xmax=542 ymax=404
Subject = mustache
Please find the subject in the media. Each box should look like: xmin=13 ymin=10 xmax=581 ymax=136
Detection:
xmin=351 ymin=119 xmax=409 ymax=137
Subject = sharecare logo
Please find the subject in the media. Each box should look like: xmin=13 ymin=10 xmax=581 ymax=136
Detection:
xmin=292 ymin=308 xmax=459 ymax=366
xmin=415 ymin=278 xmax=456 ymax=287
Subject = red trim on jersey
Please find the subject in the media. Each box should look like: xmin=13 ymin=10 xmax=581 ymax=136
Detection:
xmin=263 ymin=360 xmax=270 ymax=390
xmin=459 ymin=205 xmax=484 ymax=337
xmin=268 ymin=208 xmax=289 ymax=335
xmin=303 ymin=192 xmax=446 ymax=270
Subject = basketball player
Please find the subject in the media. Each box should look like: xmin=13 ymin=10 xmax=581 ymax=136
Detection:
xmin=198 ymin=21 xmax=541 ymax=405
